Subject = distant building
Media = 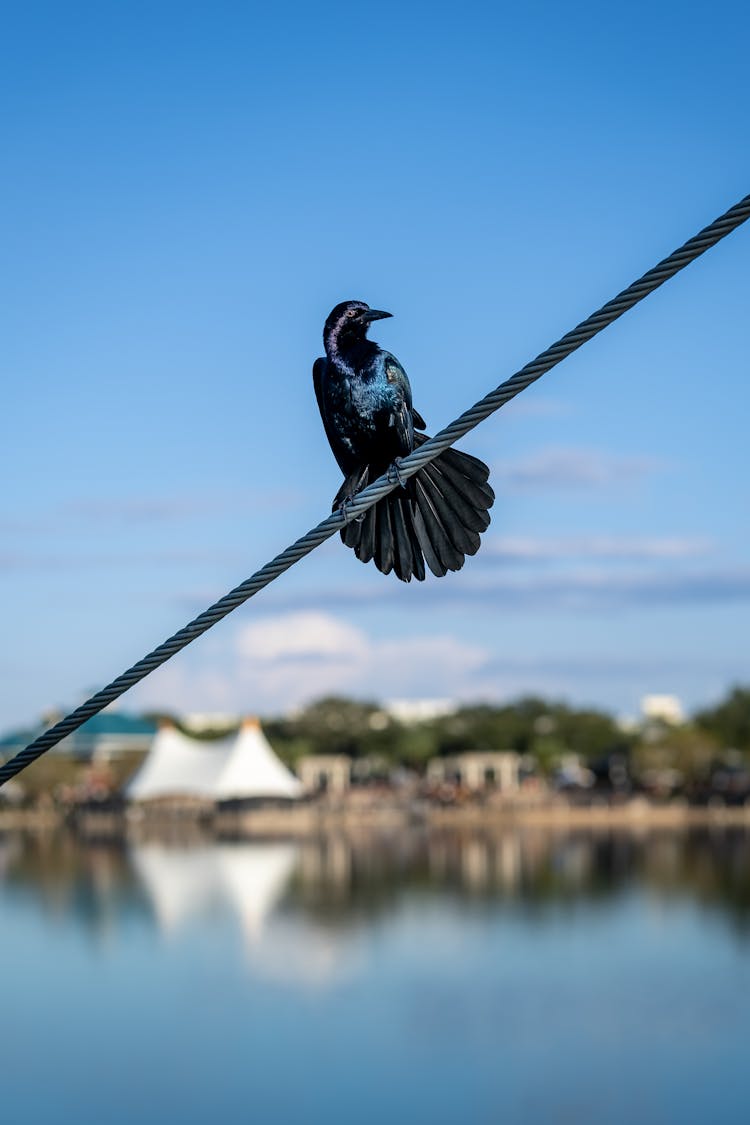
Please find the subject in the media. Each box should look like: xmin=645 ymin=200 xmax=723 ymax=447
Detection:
xmin=386 ymin=699 xmax=457 ymax=725
xmin=427 ymin=751 xmax=521 ymax=793
xmin=641 ymin=694 xmax=685 ymax=725
xmin=554 ymin=754 xmax=596 ymax=790
xmin=181 ymin=712 xmax=242 ymax=734
xmin=0 ymin=709 xmax=156 ymax=763
xmin=0 ymin=724 xmax=39 ymax=763
xmin=297 ymin=755 xmax=352 ymax=796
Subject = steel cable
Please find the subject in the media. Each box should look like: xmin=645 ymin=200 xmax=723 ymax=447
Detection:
xmin=1 ymin=192 xmax=748 ymax=787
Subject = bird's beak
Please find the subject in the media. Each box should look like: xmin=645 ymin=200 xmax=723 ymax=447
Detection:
xmin=363 ymin=308 xmax=392 ymax=322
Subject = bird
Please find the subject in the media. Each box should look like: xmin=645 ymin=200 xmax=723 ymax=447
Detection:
xmin=313 ymin=300 xmax=494 ymax=582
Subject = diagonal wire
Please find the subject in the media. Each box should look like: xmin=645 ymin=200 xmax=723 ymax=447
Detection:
xmin=1 ymin=192 xmax=749 ymax=788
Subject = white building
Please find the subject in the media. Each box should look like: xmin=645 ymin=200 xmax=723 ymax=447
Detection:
xmin=427 ymin=751 xmax=521 ymax=793
xmin=297 ymin=755 xmax=352 ymax=796
xmin=641 ymin=695 xmax=685 ymax=725
xmin=386 ymin=699 xmax=457 ymax=725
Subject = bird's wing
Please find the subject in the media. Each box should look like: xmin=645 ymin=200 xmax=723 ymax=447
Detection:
xmin=312 ymin=357 xmax=327 ymax=424
xmin=384 ymin=357 xmax=418 ymax=455
xmin=384 ymin=355 xmax=413 ymax=452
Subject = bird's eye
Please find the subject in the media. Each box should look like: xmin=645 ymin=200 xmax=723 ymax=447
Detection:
xmin=346 ymin=307 xmax=359 ymax=318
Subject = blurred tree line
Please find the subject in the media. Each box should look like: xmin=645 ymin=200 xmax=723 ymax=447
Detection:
xmin=265 ymin=694 xmax=633 ymax=771
xmin=695 ymin=687 xmax=750 ymax=751
xmin=264 ymin=686 xmax=750 ymax=784
xmin=5 ymin=686 xmax=750 ymax=804
xmin=631 ymin=687 xmax=750 ymax=788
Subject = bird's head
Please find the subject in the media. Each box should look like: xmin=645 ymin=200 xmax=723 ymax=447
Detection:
xmin=323 ymin=300 xmax=392 ymax=353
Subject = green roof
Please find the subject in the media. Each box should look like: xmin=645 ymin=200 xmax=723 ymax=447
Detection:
xmin=0 ymin=711 xmax=157 ymax=757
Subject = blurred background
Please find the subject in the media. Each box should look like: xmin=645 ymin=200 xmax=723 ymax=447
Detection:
xmin=2 ymin=2 xmax=750 ymax=1122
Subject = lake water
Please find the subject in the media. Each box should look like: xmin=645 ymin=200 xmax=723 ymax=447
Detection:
xmin=2 ymin=827 xmax=750 ymax=1124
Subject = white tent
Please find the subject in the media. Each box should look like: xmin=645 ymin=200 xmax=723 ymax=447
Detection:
xmin=125 ymin=723 xmax=233 ymax=802
xmin=126 ymin=718 xmax=301 ymax=802
xmin=213 ymin=718 xmax=302 ymax=801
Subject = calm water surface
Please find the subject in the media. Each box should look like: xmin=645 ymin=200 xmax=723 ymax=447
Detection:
xmin=2 ymin=827 xmax=750 ymax=1124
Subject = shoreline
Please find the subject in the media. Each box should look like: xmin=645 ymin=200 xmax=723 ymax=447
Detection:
xmin=3 ymin=797 xmax=750 ymax=838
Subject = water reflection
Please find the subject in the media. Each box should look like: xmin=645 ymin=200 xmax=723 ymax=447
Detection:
xmin=3 ymin=826 xmax=750 ymax=941
xmin=132 ymin=841 xmax=297 ymax=941
xmin=4 ymin=827 xmax=750 ymax=1125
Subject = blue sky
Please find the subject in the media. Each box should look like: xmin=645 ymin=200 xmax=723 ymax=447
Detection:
xmin=3 ymin=1 xmax=749 ymax=729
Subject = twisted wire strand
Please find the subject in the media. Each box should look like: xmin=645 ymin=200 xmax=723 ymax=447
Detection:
xmin=1 ymin=192 xmax=748 ymax=788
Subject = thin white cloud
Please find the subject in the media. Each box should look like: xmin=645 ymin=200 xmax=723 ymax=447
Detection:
xmin=494 ymin=447 xmax=665 ymax=491
xmin=173 ymin=554 xmax=750 ymax=622
xmin=0 ymin=489 xmax=305 ymax=539
xmin=485 ymin=535 xmax=712 ymax=563
xmin=64 ymin=489 xmax=303 ymax=523
xmin=429 ymin=566 xmax=750 ymax=611
xmin=0 ymin=548 xmax=240 ymax=572
xmin=504 ymin=397 xmax=573 ymax=419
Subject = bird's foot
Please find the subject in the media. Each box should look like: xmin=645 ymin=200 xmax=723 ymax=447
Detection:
xmin=339 ymin=495 xmax=364 ymax=525
xmin=387 ymin=458 xmax=407 ymax=490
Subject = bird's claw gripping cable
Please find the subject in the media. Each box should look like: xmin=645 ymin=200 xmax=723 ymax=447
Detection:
xmin=339 ymin=495 xmax=364 ymax=525
xmin=386 ymin=458 xmax=407 ymax=489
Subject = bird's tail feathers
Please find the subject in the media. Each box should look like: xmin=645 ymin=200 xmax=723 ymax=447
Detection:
xmin=334 ymin=435 xmax=494 ymax=582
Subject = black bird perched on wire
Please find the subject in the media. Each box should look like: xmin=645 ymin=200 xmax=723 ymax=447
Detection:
xmin=313 ymin=300 xmax=494 ymax=582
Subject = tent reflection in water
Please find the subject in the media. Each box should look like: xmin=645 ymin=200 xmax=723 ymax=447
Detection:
xmin=126 ymin=717 xmax=301 ymax=805
xmin=131 ymin=841 xmax=299 ymax=943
